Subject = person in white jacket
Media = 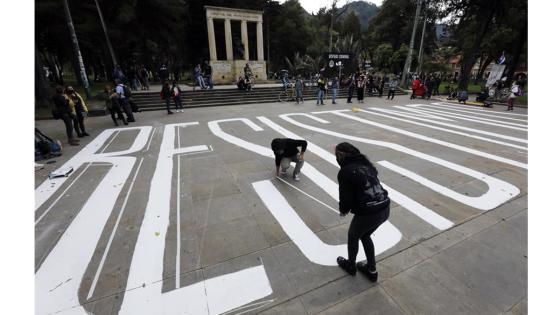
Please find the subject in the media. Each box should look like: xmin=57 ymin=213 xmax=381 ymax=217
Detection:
xmin=507 ymin=81 xmax=520 ymax=111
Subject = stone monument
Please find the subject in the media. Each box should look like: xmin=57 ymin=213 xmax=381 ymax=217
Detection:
xmin=205 ymin=6 xmax=267 ymax=84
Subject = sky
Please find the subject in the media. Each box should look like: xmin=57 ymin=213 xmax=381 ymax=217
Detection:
xmin=286 ymin=0 xmax=384 ymax=15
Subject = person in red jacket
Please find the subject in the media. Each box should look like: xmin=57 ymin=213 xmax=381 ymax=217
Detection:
xmin=410 ymin=76 xmax=421 ymax=99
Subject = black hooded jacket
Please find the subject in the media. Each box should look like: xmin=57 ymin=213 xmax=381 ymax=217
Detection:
xmin=337 ymin=153 xmax=388 ymax=215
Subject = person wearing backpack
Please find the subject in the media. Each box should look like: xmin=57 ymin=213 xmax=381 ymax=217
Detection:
xmin=116 ymin=80 xmax=135 ymax=122
xmin=172 ymin=81 xmax=183 ymax=112
xmin=335 ymin=142 xmax=390 ymax=282
xmin=507 ymin=81 xmax=521 ymax=111
xmin=316 ymin=74 xmax=326 ymax=105
xmin=160 ymin=82 xmax=174 ymax=114
xmin=52 ymin=86 xmax=79 ymax=146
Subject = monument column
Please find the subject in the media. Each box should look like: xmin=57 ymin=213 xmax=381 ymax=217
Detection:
xmin=224 ymin=18 xmax=233 ymax=61
xmin=206 ymin=17 xmax=217 ymax=61
xmin=241 ymin=20 xmax=249 ymax=61
xmin=256 ymin=21 xmax=264 ymax=61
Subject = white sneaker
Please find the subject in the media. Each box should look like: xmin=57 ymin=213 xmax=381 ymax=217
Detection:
xmin=181 ymin=109 xmax=184 ymax=112
xmin=293 ymin=174 xmax=300 ymax=181
xmin=175 ymin=109 xmax=179 ymax=113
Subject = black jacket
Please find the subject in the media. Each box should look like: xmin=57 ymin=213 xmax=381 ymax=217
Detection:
xmin=337 ymin=154 xmax=388 ymax=216
xmin=271 ymin=138 xmax=307 ymax=166
xmin=53 ymin=94 xmax=72 ymax=115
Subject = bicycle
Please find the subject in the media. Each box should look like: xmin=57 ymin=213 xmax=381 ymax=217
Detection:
xmin=278 ymin=82 xmax=295 ymax=102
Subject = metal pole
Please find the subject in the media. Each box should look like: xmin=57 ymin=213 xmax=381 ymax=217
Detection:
xmin=400 ymin=0 xmax=422 ymax=87
xmin=63 ymin=0 xmax=91 ymax=99
xmin=94 ymin=0 xmax=118 ymax=68
xmin=416 ymin=1 xmax=429 ymax=74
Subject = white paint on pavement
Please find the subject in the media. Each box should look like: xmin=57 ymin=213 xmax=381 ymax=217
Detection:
xmin=35 ymin=127 xmax=151 ymax=315
xmin=208 ymin=118 xmax=402 ymax=264
xmin=119 ymin=122 xmax=271 ymax=315
xmin=312 ymin=110 xmax=527 ymax=169
xmin=370 ymin=107 xmax=528 ymax=144
xmin=352 ymin=109 xmax=527 ymax=150
xmin=401 ymin=105 xmax=527 ymax=131
xmin=257 ymin=116 xmax=453 ymax=230
xmin=253 ymin=180 xmax=401 ymax=265
xmin=279 ymin=113 xmax=521 ymax=211
xmin=430 ymin=102 xmax=529 ymax=118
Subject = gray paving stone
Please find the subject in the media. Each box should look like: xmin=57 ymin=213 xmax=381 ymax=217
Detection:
xmin=382 ymin=259 xmax=501 ymax=314
xmin=317 ymin=286 xmax=405 ymax=315
xmin=258 ymin=297 xmax=308 ymax=315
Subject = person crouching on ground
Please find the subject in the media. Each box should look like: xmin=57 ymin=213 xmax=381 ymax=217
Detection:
xmin=335 ymin=142 xmax=391 ymax=282
xmin=271 ymin=138 xmax=307 ymax=181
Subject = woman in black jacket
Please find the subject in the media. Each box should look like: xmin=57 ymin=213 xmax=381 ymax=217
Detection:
xmin=335 ymin=142 xmax=390 ymax=282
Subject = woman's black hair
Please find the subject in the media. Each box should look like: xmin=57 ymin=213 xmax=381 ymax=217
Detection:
xmin=335 ymin=142 xmax=375 ymax=169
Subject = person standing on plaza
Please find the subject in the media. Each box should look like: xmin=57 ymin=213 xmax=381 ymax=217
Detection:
xmin=104 ymin=85 xmax=128 ymax=126
xmin=387 ymin=77 xmax=397 ymax=100
xmin=434 ymin=75 xmax=441 ymax=96
xmin=295 ymin=75 xmax=304 ymax=104
xmin=271 ymin=138 xmax=307 ymax=181
xmin=335 ymin=142 xmax=390 ymax=282
xmin=378 ymin=77 xmax=385 ymax=97
xmin=159 ymin=63 xmax=169 ymax=84
xmin=331 ymin=76 xmax=339 ymax=104
xmin=116 ymin=80 xmax=135 ymax=122
xmin=347 ymin=73 xmax=356 ymax=103
xmin=203 ymin=60 xmax=213 ymax=89
xmin=65 ymin=86 xmax=89 ymax=137
xmin=357 ymin=74 xmax=365 ymax=103
xmin=172 ymin=80 xmax=183 ymax=112
xmin=507 ymin=81 xmax=521 ymax=111
xmin=160 ymin=81 xmax=174 ymax=114
xmin=52 ymin=86 xmax=79 ymax=146
xmin=139 ymin=65 xmax=149 ymax=90
xmin=317 ymin=74 xmax=326 ymax=105
xmin=127 ymin=66 xmax=138 ymax=90
xmin=410 ymin=76 xmax=421 ymax=99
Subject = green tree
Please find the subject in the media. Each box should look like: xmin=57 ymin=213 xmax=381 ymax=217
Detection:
xmin=372 ymin=43 xmax=393 ymax=72
xmin=340 ymin=11 xmax=361 ymax=41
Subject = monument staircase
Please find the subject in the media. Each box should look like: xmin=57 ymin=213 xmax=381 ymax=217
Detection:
xmin=131 ymin=86 xmax=407 ymax=112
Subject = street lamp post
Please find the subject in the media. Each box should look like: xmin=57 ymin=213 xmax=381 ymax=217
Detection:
xmin=63 ymin=0 xmax=91 ymax=99
xmin=400 ymin=0 xmax=423 ymax=87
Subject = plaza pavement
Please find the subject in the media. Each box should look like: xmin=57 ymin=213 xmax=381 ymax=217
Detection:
xmin=35 ymin=94 xmax=527 ymax=315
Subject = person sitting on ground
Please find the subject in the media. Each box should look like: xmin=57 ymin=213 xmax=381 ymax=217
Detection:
xmin=237 ymin=76 xmax=246 ymax=90
xmin=35 ymin=128 xmax=62 ymax=161
xmin=335 ymin=142 xmax=390 ymax=283
xmin=271 ymin=138 xmax=307 ymax=182
xmin=193 ymin=64 xmax=206 ymax=90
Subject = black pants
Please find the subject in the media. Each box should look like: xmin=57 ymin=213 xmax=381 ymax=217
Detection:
xmin=109 ymin=106 xmax=126 ymax=125
xmin=165 ymin=97 xmax=172 ymax=113
xmin=378 ymin=86 xmax=384 ymax=97
xmin=357 ymin=87 xmax=364 ymax=101
xmin=347 ymin=206 xmax=390 ymax=270
xmin=119 ymin=98 xmax=135 ymax=121
xmin=60 ymin=113 xmax=75 ymax=141
xmin=347 ymin=86 xmax=354 ymax=102
xmin=387 ymin=90 xmax=395 ymax=100
xmin=174 ymin=96 xmax=183 ymax=110
xmin=73 ymin=110 xmax=87 ymax=136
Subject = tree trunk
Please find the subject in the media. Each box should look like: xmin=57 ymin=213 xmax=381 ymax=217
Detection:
xmin=35 ymin=46 xmax=52 ymax=107
xmin=458 ymin=0 xmax=499 ymax=90
xmin=504 ymin=21 xmax=527 ymax=85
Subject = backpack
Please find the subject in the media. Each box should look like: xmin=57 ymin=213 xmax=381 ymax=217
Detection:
xmin=35 ymin=128 xmax=62 ymax=160
xmin=355 ymin=166 xmax=390 ymax=212
xmin=124 ymin=85 xmax=132 ymax=98
xmin=514 ymin=86 xmax=523 ymax=97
